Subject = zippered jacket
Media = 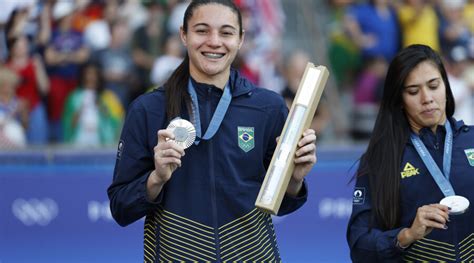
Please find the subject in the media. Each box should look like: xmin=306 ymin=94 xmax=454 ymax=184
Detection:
xmin=347 ymin=119 xmax=474 ymax=262
xmin=108 ymin=69 xmax=307 ymax=262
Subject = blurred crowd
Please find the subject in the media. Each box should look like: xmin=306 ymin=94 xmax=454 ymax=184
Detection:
xmin=0 ymin=0 xmax=473 ymax=149
xmin=327 ymin=0 xmax=474 ymax=141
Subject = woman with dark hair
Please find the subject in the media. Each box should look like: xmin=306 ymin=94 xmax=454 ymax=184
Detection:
xmin=347 ymin=44 xmax=474 ymax=262
xmin=6 ymin=35 xmax=49 ymax=145
xmin=62 ymin=62 xmax=124 ymax=146
xmin=108 ymin=0 xmax=317 ymax=262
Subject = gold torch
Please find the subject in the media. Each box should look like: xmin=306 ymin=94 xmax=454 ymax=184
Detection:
xmin=255 ymin=63 xmax=329 ymax=214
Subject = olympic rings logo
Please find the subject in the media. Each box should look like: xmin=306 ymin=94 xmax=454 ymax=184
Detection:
xmin=11 ymin=198 xmax=58 ymax=226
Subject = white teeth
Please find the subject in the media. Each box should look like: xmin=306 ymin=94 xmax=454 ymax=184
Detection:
xmin=203 ymin=53 xmax=224 ymax=59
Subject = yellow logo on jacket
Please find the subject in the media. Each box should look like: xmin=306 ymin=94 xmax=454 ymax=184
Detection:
xmin=401 ymin=162 xmax=420 ymax=178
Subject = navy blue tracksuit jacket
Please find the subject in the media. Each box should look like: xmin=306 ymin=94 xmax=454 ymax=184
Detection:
xmin=348 ymin=119 xmax=474 ymax=262
xmin=108 ymin=69 xmax=307 ymax=262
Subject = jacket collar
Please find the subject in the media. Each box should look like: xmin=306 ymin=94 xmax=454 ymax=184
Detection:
xmin=417 ymin=117 xmax=466 ymax=140
xmin=156 ymin=68 xmax=256 ymax=98
xmin=229 ymin=68 xmax=255 ymax=97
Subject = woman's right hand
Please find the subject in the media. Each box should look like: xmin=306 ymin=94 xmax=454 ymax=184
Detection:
xmin=153 ymin=129 xmax=185 ymax=183
xmin=147 ymin=129 xmax=185 ymax=201
xmin=398 ymin=204 xmax=450 ymax=247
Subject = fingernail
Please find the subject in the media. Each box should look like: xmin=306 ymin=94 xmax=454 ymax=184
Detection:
xmin=443 ymin=225 xmax=448 ymax=230
xmin=447 ymin=218 xmax=450 ymax=222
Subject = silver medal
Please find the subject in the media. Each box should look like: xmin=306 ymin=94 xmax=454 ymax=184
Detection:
xmin=166 ymin=118 xmax=196 ymax=149
xmin=440 ymin=195 xmax=470 ymax=215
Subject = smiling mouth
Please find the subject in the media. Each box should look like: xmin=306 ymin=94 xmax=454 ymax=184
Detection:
xmin=202 ymin=52 xmax=224 ymax=59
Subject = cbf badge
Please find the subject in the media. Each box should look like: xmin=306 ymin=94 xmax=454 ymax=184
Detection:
xmin=238 ymin=126 xmax=254 ymax=152
xmin=465 ymin=148 xmax=474 ymax=166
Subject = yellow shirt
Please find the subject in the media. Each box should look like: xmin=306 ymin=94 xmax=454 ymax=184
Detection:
xmin=398 ymin=5 xmax=440 ymax=51
xmin=465 ymin=3 xmax=474 ymax=34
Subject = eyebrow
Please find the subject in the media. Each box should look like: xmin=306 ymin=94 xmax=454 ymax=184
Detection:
xmin=192 ymin=23 xmax=238 ymax=31
xmin=405 ymin=77 xmax=440 ymax=89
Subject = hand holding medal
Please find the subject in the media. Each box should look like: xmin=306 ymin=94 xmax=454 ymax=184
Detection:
xmin=153 ymin=118 xmax=195 ymax=184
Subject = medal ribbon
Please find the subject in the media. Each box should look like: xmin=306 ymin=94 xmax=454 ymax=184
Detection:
xmin=187 ymin=79 xmax=232 ymax=145
xmin=410 ymin=120 xmax=455 ymax=197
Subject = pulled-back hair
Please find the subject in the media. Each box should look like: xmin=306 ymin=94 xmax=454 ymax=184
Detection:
xmin=164 ymin=0 xmax=243 ymax=121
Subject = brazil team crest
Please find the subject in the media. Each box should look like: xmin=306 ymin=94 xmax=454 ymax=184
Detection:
xmin=238 ymin=127 xmax=254 ymax=152
xmin=465 ymin=148 xmax=474 ymax=166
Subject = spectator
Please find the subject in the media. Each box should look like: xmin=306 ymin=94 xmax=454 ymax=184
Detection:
xmin=62 ymin=62 xmax=124 ymax=147
xmin=166 ymin=0 xmax=190 ymax=35
xmin=71 ymin=0 xmax=104 ymax=33
xmin=327 ymin=0 xmax=361 ymax=91
xmin=6 ymin=35 xmax=49 ymax=145
xmin=397 ymin=0 xmax=440 ymax=51
xmin=131 ymin=0 xmax=168 ymax=99
xmin=444 ymin=45 xmax=474 ymax=124
xmin=439 ymin=0 xmax=472 ymax=58
xmin=4 ymin=1 xmax=51 ymax=55
xmin=281 ymin=49 xmax=330 ymax=136
xmin=351 ymin=56 xmax=388 ymax=140
xmin=97 ymin=19 xmax=134 ymax=109
xmin=150 ymin=34 xmax=184 ymax=87
xmin=344 ymin=0 xmax=400 ymax=61
xmin=44 ymin=1 xmax=90 ymax=142
xmin=234 ymin=0 xmax=286 ymax=93
xmin=0 ymin=66 xmax=28 ymax=148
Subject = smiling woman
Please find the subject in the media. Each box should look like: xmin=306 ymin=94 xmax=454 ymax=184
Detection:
xmin=181 ymin=3 xmax=244 ymax=87
xmin=107 ymin=0 xmax=319 ymax=262
xmin=347 ymin=44 xmax=474 ymax=262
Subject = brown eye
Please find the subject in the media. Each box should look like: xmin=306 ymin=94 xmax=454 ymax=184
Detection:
xmin=405 ymin=88 xmax=418 ymax=95
xmin=194 ymin=28 xmax=208 ymax=34
xmin=221 ymin=29 xmax=236 ymax=37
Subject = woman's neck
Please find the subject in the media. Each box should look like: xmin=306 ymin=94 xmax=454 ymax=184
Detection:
xmin=10 ymin=56 xmax=28 ymax=67
xmin=189 ymin=68 xmax=229 ymax=90
xmin=410 ymin=118 xmax=448 ymax=135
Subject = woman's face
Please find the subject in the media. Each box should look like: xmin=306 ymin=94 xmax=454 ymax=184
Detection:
xmin=11 ymin=36 xmax=29 ymax=57
xmin=402 ymin=61 xmax=447 ymax=133
xmin=180 ymin=4 xmax=243 ymax=86
xmin=84 ymin=66 xmax=99 ymax=88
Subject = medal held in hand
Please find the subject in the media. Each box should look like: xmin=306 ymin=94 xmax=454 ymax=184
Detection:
xmin=411 ymin=120 xmax=470 ymax=215
xmin=440 ymin=195 xmax=470 ymax=215
xmin=166 ymin=118 xmax=196 ymax=149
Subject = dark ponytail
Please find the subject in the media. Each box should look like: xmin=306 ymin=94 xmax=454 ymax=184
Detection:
xmin=164 ymin=55 xmax=190 ymax=121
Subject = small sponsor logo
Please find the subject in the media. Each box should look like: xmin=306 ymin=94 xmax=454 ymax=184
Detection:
xmin=117 ymin=140 xmax=124 ymax=160
xmin=352 ymin=187 xmax=365 ymax=205
xmin=401 ymin=162 xmax=420 ymax=178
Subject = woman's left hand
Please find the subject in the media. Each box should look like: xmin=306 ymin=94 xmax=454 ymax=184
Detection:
xmin=293 ymin=129 xmax=317 ymax=180
xmin=286 ymin=129 xmax=317 ymax=196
